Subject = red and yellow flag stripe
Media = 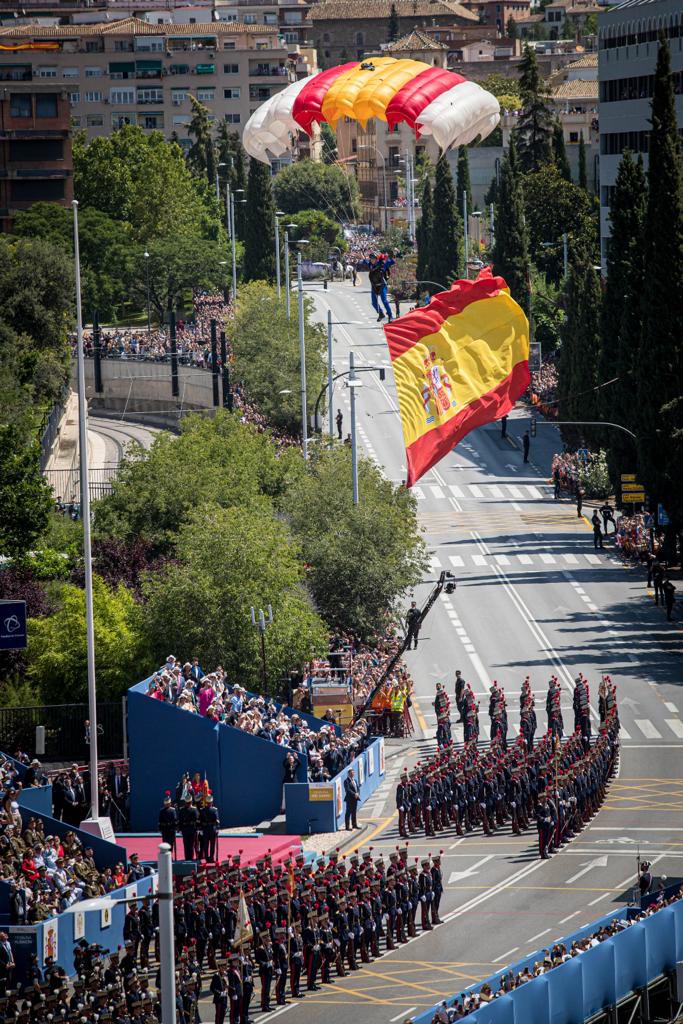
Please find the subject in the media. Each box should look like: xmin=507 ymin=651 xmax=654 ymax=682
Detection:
xmin=384 ymin=269 xmax=529 ymax=487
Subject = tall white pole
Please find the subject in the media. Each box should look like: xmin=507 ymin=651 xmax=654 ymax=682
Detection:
xmin=226 ymin=184 xmax=232 ymax=244
xmin=327 ymin=310 xmax=334 ymax=440
xmin=489 ymin=202 xmax=495 ymax=249
xmin=158 ymin=844 xmax=176 ymax=1024
xmin=215 ymin=169 xmax=220 ymax=204
xmin=230 ymin=194 xmax=237 ymax=301
xmin=284 ymin=232 xmax=291 ymax=320
xmin=350 ymin=351 xmax=358 ymax=505
xmin=463 ymin=190 xmax=469 ymax=279
xmin=73 ymin=200 xmax=99 ymax=820
xmin=274 ymin=215 xmax=281 ymax=300
xmin=297 ymin=251 xmax=308 ymax=460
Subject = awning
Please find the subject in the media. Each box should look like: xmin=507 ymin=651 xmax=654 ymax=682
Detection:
xmin=135 ymin=60 xmax=162 ymax=71
xmin=109 ymin=61 xmax=134 ymax=73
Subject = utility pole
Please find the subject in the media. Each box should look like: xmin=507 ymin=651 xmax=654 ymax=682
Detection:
xmin=349 ymin=350 xmax=359 ymax=505
xmin=463 ymin=190 xmax=469 ymax=278
xmin=297 ymin=250 xmax=308 ymax=460
xmin=327 ymin=310 xmax=334 ymax=440
xmin=157 ymin=844 xmax=176 ymax=1024
xmin=284 ymin=230 xmax=291 ymax=320
xmin=274 ymin=211 xmax=282 ymax=300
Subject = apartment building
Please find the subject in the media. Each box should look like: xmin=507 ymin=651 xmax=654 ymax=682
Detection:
xmin=0 ymin=84 xmax=73 ymax=232
xmin=598 ymin=0 xmax=683 ymax=263
xmin=0 ymin=17 xmax=317 ymax=148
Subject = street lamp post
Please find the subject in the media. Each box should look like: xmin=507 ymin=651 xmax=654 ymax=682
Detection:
xmin=462 ymin=190 xmax=469 ymax=278
xmin=157 ymin=844 xmax=176 ymax=1024
xmin=144 ymin=251 xmax=151 ymax=334
xmin=285 ymin=223 xmax=296 ymax=320
xmin=471 ymin=210 xmax=483 ymax=268
xmin=215 ymin=161 xmax=226 ymax=204
xmin=348 ymin=351 xmax=360 ymax=505
xmin=251 ymin=606 xmax=273 ymax=689
xmin=72 ymin=200 xmax=101 ymax=823
xmin=327 ymin=309 xmax=334 ymax=439
xmin=274 ymin=210 xmax=284 ymax=299
xmin=296 ymin=244 xmax=310 ymax=459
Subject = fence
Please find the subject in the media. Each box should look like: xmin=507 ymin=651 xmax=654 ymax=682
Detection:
xmin=43 ymin=464 xmax=119 ymax=504
xmin=38 ymin=394 xmax=67 ymax=473
xmin=0 ymin=700 xmax=126 ymax=763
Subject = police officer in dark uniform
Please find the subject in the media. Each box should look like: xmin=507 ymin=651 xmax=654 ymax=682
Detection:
xmin=405 ymin=601 xmax=421 ymax=649
xmin=200 ymin=794 xmax=220 ymax=862
xmin=255 ymin=931 xmax=274 ymax=1012
xmin=430 ymin=853 xmax=444 ymax=925
xmin=158 ymin=792 xmax=178 ymax=857
xmin=178 ymin=797 xmax=199 ymax=861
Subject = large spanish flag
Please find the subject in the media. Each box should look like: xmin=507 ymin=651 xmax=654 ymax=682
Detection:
xmin=385 ymin=268 xmax=529 ymax=487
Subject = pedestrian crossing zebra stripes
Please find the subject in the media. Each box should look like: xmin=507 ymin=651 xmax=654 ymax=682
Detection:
xmin=426 ymin=551 xmax=609 ymax=571
xmin=411 ymin=483 xmax=550 ymax=502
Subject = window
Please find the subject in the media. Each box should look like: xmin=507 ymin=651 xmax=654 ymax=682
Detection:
xmin=244 ymin=14 xmax=257 ymax=23
xmin=569 ymin=131 xmax=579 ymax=143
xmin=114 ymin=40 xmax=134 ymax=52
xmin=36 ymin=66 xmax=57 ymax=78
xmin=170 ymin=64 xmax=190 ymax=75
xmin=171 ymin=88 xmax=188 ymax=105
xmin=355 ymin=32 xmax=364 ymax=45
xmin=221 ymin=13 xmax=238 ymax=22
xmin=142 ymin=114 xmax=164 ymax=129
xmin=264 ymin=14 xmax=278 ymax=24
xmin=224 ymin=63 xmax=239 ymax=74
xmin=195 ymin=64 xmax=215 ymax=74
xmin=84 ymin=90 xmax=102 ymax=103
xmin=85 ymin=66 xmax=104 ymax=77
xmin=112 ymin=112 xmax=136 ymax=128
xmin=322 ymin=32 xmax=331 ymax=42
xmin=197 ymin=87 xmax=215 ymax=102
xmin=135 ymin=38 xmax=164 ymax=52
xmin=12 ymin=179 xmax=65 ymax=202
xmin=10 ymin=138 xmax=63 ymax=161
xmin=0 ymin=65 xmax=31 ymax=82
xmin=224 ymin=41 xmax=236 ymax=49
xmin=283 ymin=11 xmax=302 ymax=23
xmin=62 ymin=68 xmax=79 ymax=78
xmin=137 ymin=87 xmax=163 ymax=104
xmin=223 ymin=87 xmax=241 ymax=99
xmin=110 ymin=87 xmax=135 ymax=105
xmin=35 ymin=93 xmax=58 ymax=117
xmin=224 ymin=113 xmax=241 ymax=123
xmin=10 ymin=93 xmax=32 ymax=118
xmin=85 ymin=40 xmax=103 ymax=53
xmin=284 ymin=32 xmax=298 ymax=43
xmin=173 ymin=114 xmax=191 ymax=125
xmin=70 ymin=91 xmax=81 ymax=105
xmin=71 ymin=116 xmax=82 ymax=127
xmin=86 ymin=114 xmax=104 ymax=127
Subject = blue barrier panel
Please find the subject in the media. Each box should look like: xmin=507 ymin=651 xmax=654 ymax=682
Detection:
xmin=548 ymin=954 xmax=583 ymax=1024
xmin=615 ymin=921 xmax=648 ymax=1000
xmin=514 ymin=972 xmax=550 ymax=1024
xmin=284 ymin=737 xmax=385 ymax=835
xmin=646 ymin=903 xmax=677 ymax=978
xmin=18 ymin=783 xmax=53 ymax=817
xmin=581 ymin=937 xmax=617 ymax=1019
xmin=128 ymin=687 xmax=221 ymax=831
xmin=8 ymin=874 xmax=155 ymax=981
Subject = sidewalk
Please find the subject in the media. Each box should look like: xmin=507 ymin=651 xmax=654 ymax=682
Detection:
xmin=44 ymin=389 xmax=79 ymax=476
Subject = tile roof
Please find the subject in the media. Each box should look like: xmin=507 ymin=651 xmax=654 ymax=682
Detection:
xmin=551 ymin=77 xmax=598 ymax=99
xmin=565 ymin=51 xmax=598 ymax=67
xmin=310 ymin=0 xmax=478 ymax=23
xmin=388 ymin=27 xmax=450 ymax=49
xmin=0 ymin=16 xmax=274 ymax=37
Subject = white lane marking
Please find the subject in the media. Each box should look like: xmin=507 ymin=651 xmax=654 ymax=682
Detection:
xmin=585 ymin=554 xmax=601 ymax=564
xmin=666 ymin=719 xmax=683 ymax=738
xmin=587 ymin=893 xmax=611 ymax=906
xmin=540 ymin=553 xmax=556 ymax=564
xmin=564 ymin=856 xmax=608 ymax=885
xmin=526 ymin=486 xmax=543 ymax=499
xmin=635 ymin=720 xmax=662 ymax=739
xmin=664 ymin=702 xmax=678 ymax=714
xmin=472 ymin=554 xmax=487 ymax=566
xmin=468 ymin=484 xmax=483 ymax=498
xmin=512 ymin=502 xmax=523 ymax=512
xmin=492 ymin=946 xmax=519 ymax=964
xmin=495 ymin=554 xmax=510 ymax=566
xmin=430 ymin=485 xmax=445 ymax=499
xmin=449 ymin=484 xmax=464 ymax=497
xmin=447 ymin=854 xmax=496 ymax=883
xmin=449 ymin=555 xmax=465 ymax=568
xmin=506 ymin=485 xmax=523 ymax=499
xmin=619 ymin=725 xmax=632 ymax=739
xmin=563 ymin=554 xmax=579 ymax=565
xmin=587 ymin=604 xmax=599 ymax=612
xmin=558 ymin=910 xmax=581 ymax=924
xmin=390 ymin=1010 xmax=417 ymax=1022
xmin=527 ymin=929 xmax=551 ymax=944
xmin=517 ymin=554 xmax=533 ymax=565
xmin=488 ymin=485 xmax=504 ymax=499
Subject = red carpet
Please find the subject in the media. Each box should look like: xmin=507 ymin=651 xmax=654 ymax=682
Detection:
xmin=117 ymin=834 xmax=302 ymax=866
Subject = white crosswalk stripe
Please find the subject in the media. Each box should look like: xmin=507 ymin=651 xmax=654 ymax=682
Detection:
xmin=495 ymin=554 xmax=510 ymax=566
xmin=563 ymin=554 xmax=579 ymax=565
xmin=506 ymin=485 xmax=524 ymax=499
xmin=468 ymin=484 xmax=483 ymax=498
xmin=666 ymin=719 xmax=683 ymax=738
xmin=472 ymin=554 xmax=487 ymax=566
xmin=430 ymin=555 xmax=442 ymax=570
xmin=413 ymin=486 xmax=426 ymax=500
xmin=540 ymin=553 xmax=556 ymax=564
xmin=517 ymin=554 xmax=533 ymax=565
xmin=526 ymin=486 xmax=544 ymax=499
xmin=448 ymin=484 xmax=464 ymax=497
xmin=635 ymin=719 xmax=662 ymax=739
xmin=585 ymin=554 xmax=601 ymax=564
xmin=430 ymin=485 xmax=445 ymax=499
xmin=449 ymin=555 xmax=465 ymax=568
xmin=488 ymin=485 xmax=504 ymax=499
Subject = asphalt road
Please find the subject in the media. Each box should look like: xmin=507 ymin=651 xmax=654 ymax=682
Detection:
xmin=87 ymin=413 xmax=159 ymax=470
xmin=248 ymin=278 xmax=683 ymax=1024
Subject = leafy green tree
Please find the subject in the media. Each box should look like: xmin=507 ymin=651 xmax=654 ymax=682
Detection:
xmin=492 ymin=135 xmax=530 ymax=307
xmin=229 ymin=282 xmax=327 ymax=435
xmin=0 ymin=424 xmax=54 ymax=556
xmin=578 ymin=132 xmax=588 ymax=190
xmin=129 ymin=236 xmax=232 ymax=322
xmin=27 ymin=576 xmax=142 ymax=703
xmin=416 ymin=176 xmax=434 ymax=289
xmin=558 ymin=258 xmax=602 ymax=446
xmin=286 ymin=209 xmax=346 ymax=263
xmin=140 ymin=505 xmax=327 ymax=691
xmin=388 ymin=2 xmax=400 ymax=41
xmin=516 ymin=43 xmax=554 ymax=172
xmin=216 ymin=122 xmax=248 ymax=237
xmin=456 ymin=145 xmax=472 ymax=216
xmin=73 ymin=125 xmax=217 ymax=242
xmin=187 ymin=96 xmax=217 ymax=188
xmin=0 ymin=236 xmax=73 ymax=362
xmin=522 ymin=165 xmax=598 ymax=282
xmin=530 ymin=270 xmax=564 ymax=353
xmin=599 ymin=151 xmax=646 ymax=491
xmin=244 ymin=157 xmax=276 ymax=282
xmin=285 ymin=448 xmax=426 ymax=638
xmin=12 ymin=202 xmax=133 ymax=321
xmin=429 ymin=155 xmax=462 ymax=285
xmin=320 ymin=123 xmax=337 ymax=165
xmin=637 ymin=35 xmax=683 ymax=516
xmin=552 ymin=122 xmax=572 ymax=181
xmin=94 ymin=412 xmax=291 ymax=549
xmin=273 ymin=159 xmax=360 ymax=222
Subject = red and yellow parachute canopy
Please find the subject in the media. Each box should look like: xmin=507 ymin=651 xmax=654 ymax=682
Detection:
xmin=243 ymin=57 xmax=500 ymax=163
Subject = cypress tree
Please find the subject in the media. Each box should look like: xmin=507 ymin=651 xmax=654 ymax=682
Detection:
xmin=456 ymin=145 xmax=472 ymax=216
xmin=416 ymin=175 xmax=434 ymax=290
xmin=187 ymin=97 xmax=216 ymax=187
xmin=578 ymin=132 xmax=588 ymax=190
xmin=599 ymin=151 xmax=646 ymax=492
xmin=429 ymin=155 xmax=462 ymax=285
xmin=388 ymin=3 xmax=400 ymax=41
xmin=492 ymin=135 xmax=530 ymax=308
xmin=559 ymin=258 xmax=602 ymax=447
xmin=552 ymin=122 xmax=572 ymax=181
xmin=243 ymin=157 xmax=276 ymax=282
xmin=516 ymin=44 xmax=554 ymax=172
xmin=637 ymin=35 xmax=683 ymax=513
xmin=231 ymin=139 xmax=247 ymax=240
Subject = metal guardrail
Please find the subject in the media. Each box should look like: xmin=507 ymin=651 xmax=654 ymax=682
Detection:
xmin=0 ymin=700 xmax=126 ymax=762
xmin=43 ymin=464 xmax=118 ymax=504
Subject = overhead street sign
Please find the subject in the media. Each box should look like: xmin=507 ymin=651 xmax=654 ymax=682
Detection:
xmin=621 ymin=473 xmax=637 ymax=482
xmin=623 ymin=491 xmax=645 ymax=502
xmin=622 ymin=482 xmax=642 ymax=491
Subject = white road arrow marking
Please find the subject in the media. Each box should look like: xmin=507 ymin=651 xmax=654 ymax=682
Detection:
xmin=448 ymin=855 xmax=496 ymax=883
xmin=619 ymin=696 xmax=640 ymax=709
xmin=565 ymin=856 xmax=608 ymax=884
xmin=505 ymin=463 xmax=519 ymax=473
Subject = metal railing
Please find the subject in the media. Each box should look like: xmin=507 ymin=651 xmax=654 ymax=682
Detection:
xmin=44 ymin=465 xmax=119 ymax=504
xmin=0 ymin=700 xmax=126 ymax=763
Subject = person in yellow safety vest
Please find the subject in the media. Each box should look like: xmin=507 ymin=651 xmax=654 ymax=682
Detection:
xmin=390 ymin=683 xmax=405 ymax=737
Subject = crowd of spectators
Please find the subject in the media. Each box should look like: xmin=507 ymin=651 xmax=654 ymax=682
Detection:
xmin=427 ymin=885 xmax=683 ymax=1023
xmin=144 ymin=657 xmax=370 ymax=781
xmin=614 ymin=512 xmax=652 ymax=562
xmin=529 ymin=361 xmax=559 ymax=415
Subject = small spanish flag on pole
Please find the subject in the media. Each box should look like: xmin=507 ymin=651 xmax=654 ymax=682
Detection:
xmin=385 ymin=268 xmax=529 ymax=487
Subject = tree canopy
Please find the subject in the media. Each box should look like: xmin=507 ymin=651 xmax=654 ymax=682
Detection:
xmin=273 ymin=160 xmax=360 ymax=223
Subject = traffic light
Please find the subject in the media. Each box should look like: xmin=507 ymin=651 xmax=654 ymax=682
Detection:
xmin=530 ymin=416 xmax=537 ymax=438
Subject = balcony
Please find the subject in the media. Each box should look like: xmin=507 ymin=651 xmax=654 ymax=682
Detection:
xmin=249 ymin=64 xmax=289 ymax=77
